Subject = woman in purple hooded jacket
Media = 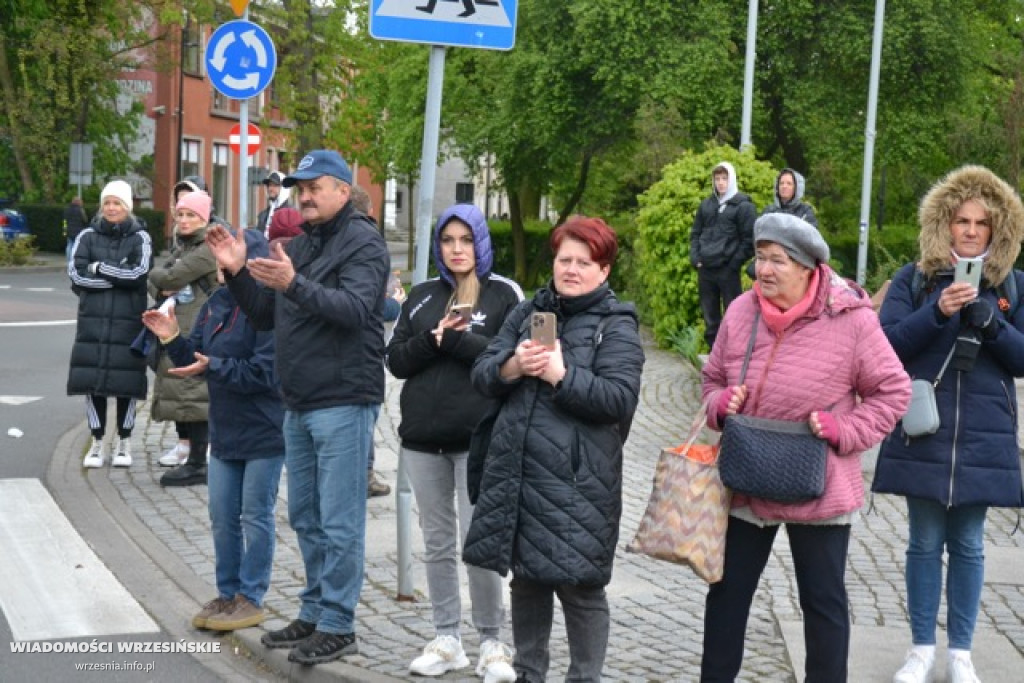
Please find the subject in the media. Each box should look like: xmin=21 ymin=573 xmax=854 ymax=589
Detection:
xmin=385 ymin=204 xmax=523 ymax=681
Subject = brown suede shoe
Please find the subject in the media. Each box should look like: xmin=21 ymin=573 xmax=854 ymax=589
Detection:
xmin=192 ymin=596 xmax=233 ymax=629
xmin=367 ymin=469 xmax=391 ymax=498
xmin=205 ymin=594 xmax=265 ymax=631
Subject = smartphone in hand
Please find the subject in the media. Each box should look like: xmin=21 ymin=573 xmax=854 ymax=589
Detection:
xmin=531 ymin=312 xmax=557 ymax=350
xmin=451 ymin=304 xmax=473 ymax=326
xmin=954 ymin=256 xmax=983 ymax=290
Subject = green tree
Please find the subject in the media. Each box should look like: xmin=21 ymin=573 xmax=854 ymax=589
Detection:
xmin=635 ymin=145 xmax=777 ymax=346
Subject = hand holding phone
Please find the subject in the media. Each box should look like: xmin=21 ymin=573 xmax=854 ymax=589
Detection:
xmin=451 ymin=304 xmax=473 ymax=327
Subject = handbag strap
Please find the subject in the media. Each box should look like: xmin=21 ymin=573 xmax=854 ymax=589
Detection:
xmin=737 ymin=311 xmax=761 ymax=386
xmin=932 ymin=343 xmax=957 ymax=388
xmin=682 ymin=398 xmax=713 ymax=451
xmin=735 ymin=309 xmax=838 ymax=414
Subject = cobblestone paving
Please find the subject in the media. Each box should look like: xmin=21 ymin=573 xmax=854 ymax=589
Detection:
xmin=111 ymin=332 xmax=1024 ymax=682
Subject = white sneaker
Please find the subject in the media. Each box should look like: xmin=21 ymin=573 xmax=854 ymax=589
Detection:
xmin=83 ymin=438 xmax=106 ymax=469
xmin=949 ymin=653 xmax=980 ymax=683
xmin=476 ymin=639 xmax=516 ymax=683
xmin=159 ymin=442 xmax=189 ymax=467
xmin=894 ymin=649 xmax=934 ymax=683
xmin=409 ymin=634 xmax=470 ymax=676
xmin=111 ymin=437 xmax=132 ymax=467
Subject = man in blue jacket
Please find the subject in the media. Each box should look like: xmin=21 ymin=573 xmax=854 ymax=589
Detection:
xmin=206 ymin=149 xmax=390 ymax=665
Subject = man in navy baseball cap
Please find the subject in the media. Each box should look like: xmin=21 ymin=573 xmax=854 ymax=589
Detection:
xmin=204 ymin=145 xmax=389 ymax=664
xmin=282 ymin=149 xmax=353 ymax=188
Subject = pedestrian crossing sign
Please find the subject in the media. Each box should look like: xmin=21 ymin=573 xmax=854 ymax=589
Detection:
xmin=369 ymin=0 xmax=518 ymax=51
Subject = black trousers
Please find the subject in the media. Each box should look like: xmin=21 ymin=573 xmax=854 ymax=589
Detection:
xmin=182 ymin=421 xmax=209 ymax=467
xmin=700 ymin=517 xmax=851 ymax=683
xmin=86 ymin=395 xmax=136 ymax=439
xmin=697 ymin=265 xmax=742 ymax=349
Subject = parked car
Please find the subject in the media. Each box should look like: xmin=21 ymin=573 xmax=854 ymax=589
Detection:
xmin=0 ymin=198 xmax=29 ymax=240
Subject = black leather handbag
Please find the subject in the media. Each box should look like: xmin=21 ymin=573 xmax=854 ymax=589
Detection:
xmin=717 ymin=311 xmax=828 ymax=503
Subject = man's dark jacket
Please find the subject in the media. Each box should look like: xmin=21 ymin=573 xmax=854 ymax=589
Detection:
xmin=225 ymin=202 xmax=390 ymax=410
xmin=689 ymin=194 xmax=757 ymax=271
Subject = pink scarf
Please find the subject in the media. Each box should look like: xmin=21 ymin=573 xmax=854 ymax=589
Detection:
xmin=754 ymin=267 xmax=821 ymax=335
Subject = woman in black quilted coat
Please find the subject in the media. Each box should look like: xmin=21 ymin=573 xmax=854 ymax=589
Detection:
xmin=463 ymin=215 xmax=645 ymax=683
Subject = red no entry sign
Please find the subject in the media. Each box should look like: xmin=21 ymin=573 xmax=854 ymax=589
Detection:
xmin=228 ymin=123 xmax=261 ymax=155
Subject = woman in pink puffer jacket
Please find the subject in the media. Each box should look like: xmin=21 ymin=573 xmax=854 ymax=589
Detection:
xmin=699 ymin=213 xmax=911 ymax=683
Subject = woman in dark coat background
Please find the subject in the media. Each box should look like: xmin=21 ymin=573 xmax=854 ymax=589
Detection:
xmin=464 ymin=215 xmax=645 ymax=682
xmin=68 ymin=180 xmax=152 ymax=469
xmin=875 ymin=165 xmax=1024 ymax=683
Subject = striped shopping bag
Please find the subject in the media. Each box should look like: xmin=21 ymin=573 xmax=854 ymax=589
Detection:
xmin=627 ymin=400 xmax=731 ymax=583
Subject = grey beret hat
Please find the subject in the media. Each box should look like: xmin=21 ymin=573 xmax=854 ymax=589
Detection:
xmin=754 ymin=213 xmax=830 ymax=269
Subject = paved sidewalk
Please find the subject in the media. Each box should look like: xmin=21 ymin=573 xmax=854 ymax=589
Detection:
xmin=53 ymin=330 xmax=1024 ymax=681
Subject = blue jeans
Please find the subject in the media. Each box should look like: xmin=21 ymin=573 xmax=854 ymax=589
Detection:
xmin=905 ymin=497 xmax=987 ymax=650
xmin=208 ymin=455 xmax=285 ymax=605
xmin=284 ymin=404 xmax=378 ymax=635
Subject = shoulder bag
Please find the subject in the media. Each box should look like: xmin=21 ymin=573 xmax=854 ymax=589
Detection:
xmin=902 ymin=344 xmax=955 ymax=438
xmin=717 ymin=311 xmax=828 ymax=503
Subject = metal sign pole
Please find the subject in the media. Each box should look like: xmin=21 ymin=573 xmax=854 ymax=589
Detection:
xmin=856 ymin=0 xmax=886 ymax=285
xmin=397 ymin=44 xmax=446 ymax=601
xmin=239 ymin=7 xmax=250 ymax=230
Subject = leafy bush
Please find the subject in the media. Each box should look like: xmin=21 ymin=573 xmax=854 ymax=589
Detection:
xmin=0 ymin=236 xmax=37 ymax=265
xmin=634 ymin=144 xmax=778 ymax=348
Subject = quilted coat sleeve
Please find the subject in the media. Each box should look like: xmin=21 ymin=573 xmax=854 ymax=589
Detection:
xmin=834 ymin=308 xmax=912 ymax=455
xmin=554 ymin=314 xmax=644 ymax=428
xmin=471 ymin=302 xmax=531 ymax=399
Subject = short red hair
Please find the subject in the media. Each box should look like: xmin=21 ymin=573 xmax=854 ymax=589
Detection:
xmin=550 ymin=215 xmax=618 ymax=268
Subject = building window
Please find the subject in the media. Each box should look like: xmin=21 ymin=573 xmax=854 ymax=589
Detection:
xmin=212 ymin=88 xmax=229 ymax=113
xmin=455 ymin=183 xmax=474 ymax=204
xmin=212 ymin=143 xmax=229 ymax=222
xmin=181 ymin=139 xmax=201 ymax=181
xmin=395 ymin=190 xmax=403 ymax=211
xmin=182 ymin=18 xmax=202 ymax=75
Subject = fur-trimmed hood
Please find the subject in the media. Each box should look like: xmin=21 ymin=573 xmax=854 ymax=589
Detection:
xmin=918 ymin=165 xmax=1024 ymax=286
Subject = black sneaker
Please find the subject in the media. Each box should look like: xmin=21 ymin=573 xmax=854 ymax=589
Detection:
xmin=160 ymin=463 xmax=207 ymax=487
xmin=287 ymin=631 xmax=358 ymax=665
xmin=260 ymin=618 xmax=316 ymax=649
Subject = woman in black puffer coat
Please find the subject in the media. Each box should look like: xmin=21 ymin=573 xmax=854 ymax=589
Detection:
xmin=464 ymin=216 xmax=645 ymax=683
xmin=67 ymin=180 xmax=152 ymax=469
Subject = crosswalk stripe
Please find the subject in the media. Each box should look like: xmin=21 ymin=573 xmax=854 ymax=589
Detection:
xmin=0 ymin=478 xmax=159 ymax=640
xmin=0 ymin=396 xmax=42 ymax=405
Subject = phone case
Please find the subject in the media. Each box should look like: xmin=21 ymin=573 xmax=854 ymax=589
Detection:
xmin=531 ymin=312 xmax=557 ymax=349
xmin=955 ymin=258 xmax=983 ymax=289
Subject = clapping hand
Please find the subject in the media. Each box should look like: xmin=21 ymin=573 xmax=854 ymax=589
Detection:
xmin=247 ymin=241 xmax=296 ymax=292
xmin=205 ymin=225 xmax=247 ymax=275
xmin=142 ymin=306 xmax=179 ymax=342
xmin=168 ymin=352 xmax=209 ymax=378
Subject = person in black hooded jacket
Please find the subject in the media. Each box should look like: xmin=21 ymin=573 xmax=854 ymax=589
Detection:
xmin=386 ymin=203 xmax=521 ymax=678
xmin=68 ymin=180 xmax=152 ymax=469
xmin=463 ymin=215 xmax=645 ymax=683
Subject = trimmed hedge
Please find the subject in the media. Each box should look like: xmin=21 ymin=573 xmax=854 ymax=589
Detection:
xmin=17 ymin=203 xmax=167 ymax=253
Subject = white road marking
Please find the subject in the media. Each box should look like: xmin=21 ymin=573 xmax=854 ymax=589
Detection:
xmin=0 ymin=396 xmax=42 ymax=405
xmin=0 ymin=479 xmax=159 ymax=640
xmin=25 ymin=287 xmax=55 ymax=292
xmin=0 ymin=320 xmax=76 ymax=327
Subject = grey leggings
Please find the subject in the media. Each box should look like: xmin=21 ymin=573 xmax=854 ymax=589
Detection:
xmin=403 ymin=447 xmax=505 ymax=642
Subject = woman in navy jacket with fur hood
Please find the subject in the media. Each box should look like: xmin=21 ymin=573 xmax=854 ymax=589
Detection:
xmin=385 ymin=204 xmax=522 ymax=679
xmin=874 ymin=165 xmax=1024 ymax=683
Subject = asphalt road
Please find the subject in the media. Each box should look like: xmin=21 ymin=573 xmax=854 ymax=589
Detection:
xmin=0 ymin=263 xmax=278 ymax=682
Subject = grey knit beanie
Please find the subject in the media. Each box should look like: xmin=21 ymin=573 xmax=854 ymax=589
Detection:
xmin=754 ymin=213 xmax=829 ymax=268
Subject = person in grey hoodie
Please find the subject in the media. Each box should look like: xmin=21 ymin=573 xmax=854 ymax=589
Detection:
xmin=689 ymin=161 xmax=757 ymax=348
